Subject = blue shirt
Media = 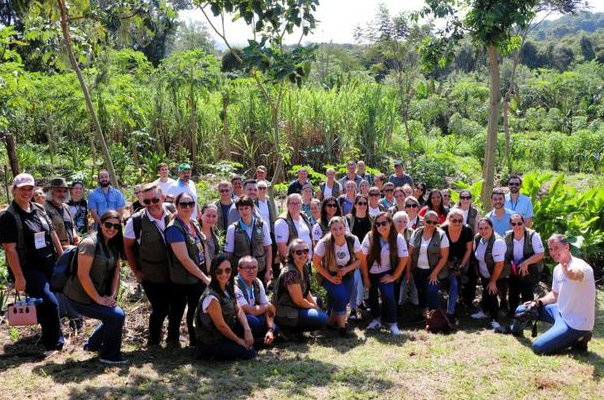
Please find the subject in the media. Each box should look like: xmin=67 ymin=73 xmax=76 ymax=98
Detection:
xmin=505 ymin=193 xmax=534 ymax=219
xmin=88 ymin=186 xmax=126 ymax=218
xmin=486 ymin=208 xmax=514 ymax=237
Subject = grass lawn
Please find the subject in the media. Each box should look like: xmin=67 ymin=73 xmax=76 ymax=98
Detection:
xmin=1 ymin=289 xmax=602 ymax=400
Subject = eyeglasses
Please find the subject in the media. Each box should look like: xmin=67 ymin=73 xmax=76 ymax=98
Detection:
xmin=219 ymin=189 xmax=230 ymax=193
xmin=103 ymin=222 xmax=121 ymax=230
xmin=216 ymin=267 xmax=232 ymax=275
xmin=405 ymin=203 xmax=418 ymax=208
xmin=356 ymin=202 xmax=367 ymax=206
xmin=442 ymin=195 xmax=450 ymax=198
xmin=326 ymin=203 xmax=338 ymax=208
xmin=450 ymin=218 xmax=463 ymax=223
xmin=143 ymin=197 xmax=161 ymax=205
xmin=511 ymin=222 xmax=524 ymax=226
xmin=258 ymin=187 xmax=267 ymax=191
xmin=509 ymin=182 xmax=520 ymax=187
xmin=294 ymin=248 xmax=310 ymax=256
xmin=375 ymin=220 xmax=389 ymax=227
xmin=460 ymin=196 xmax=472 ymax=200
xmin=369 ymin=193 xmax=380 ymax=197
xmin=241 ymin=266 xmax=258 ymax=272
xmin=289 ymin=202 xmax=301 ymax=206
xmin=178 ymin=201 xmax=196 ymax=208
xmin=424 ymin=220 xmax=438 ymax=225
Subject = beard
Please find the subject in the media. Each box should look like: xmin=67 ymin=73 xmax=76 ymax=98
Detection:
xmin=99 ymin=181 xmax=110 ymax=187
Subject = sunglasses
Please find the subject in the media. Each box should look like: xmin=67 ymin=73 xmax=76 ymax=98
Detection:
xmin=326 ymin=203 xmax=338 ymax=208
xmin=258 ymin=187 xmax=267 ymax=190
xmin=509 ymin=182 xmax=520 ymax=186
xmin=294 ymin=248 xmax=310 ymax=255
xmin=424 ymin=220 xmax=438 ymax=225
xmin=356 ymin=202 xmax=368 ymax=206
xmin=103 ymin=222 xmax=121 ymax=230
xmin=219 ymin=189 xmax=230 ymax=193
xmin=143 ymin=197 xmax=161 ymax=205
xmin=369 ymin=193 xmax=380 ymax=197
xmin=216 ymin=267 xmax=232 ymax=275
xmin=375 ymin=220 xmax=389 ymax=227
xmin=460 ymin=196 xmax=472 ymax=200
xmin=450 ymin=218 xmax=463 ymax=223
xmin=405 ymin=203 xmax=418 ymax=208
xmin=511 ymin=222 xmax=524 ymax=226
xmin=178 ymin=201 xmax=196 ymax=208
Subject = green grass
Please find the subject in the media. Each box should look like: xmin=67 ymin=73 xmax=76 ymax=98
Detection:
xmin=1 ymin=291 xmax=603 ymax=400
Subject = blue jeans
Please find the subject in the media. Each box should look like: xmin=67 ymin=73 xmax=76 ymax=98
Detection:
xmin=368 ymin=270 xmax=397 ymax=323
xmin=512 ymin=303 xmax=591 ymax=355
xmin=398 ymin=275 xmax=419 ymax=306
xmin=322 ymin=275 xmax=354 ymax=316
xmin=447 ymin=271 xmax=459 ymax=315
xmin=296 ymin=308 xmax=329 ymax=331
xmin=24 ymin=267 xmax=65 ymax=351
xmin=197 ymin=322 xmax=257 ymax=360
xmin=66 ymin=298 xmax=125 ymax=360
xmin=245 ymin=314 xmax=279 ymax=339
xmin=349 ymin=269 xmax=365 ymax=310
xmin=413 ymin=268 xmax=440 ymax=311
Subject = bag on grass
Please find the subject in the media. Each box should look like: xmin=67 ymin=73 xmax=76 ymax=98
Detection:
xmin=426 ymin=309 xmax=454 ymax=334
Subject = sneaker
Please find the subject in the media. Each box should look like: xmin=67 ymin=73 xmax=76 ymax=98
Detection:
xmin=490 ymin=320 xmax=502 ymax=330
xmin=367 ymin=319 xmax=382 ymax=330
xmin=348 ymin=310 xmax=359 ymax=321
xmin=389 ymin=324 xmax=403 ymax=336
xmin=572 ymin=332 xmax=592 ymax=352
xmin=471 ymin=310 xmax=488 ymax=319
xmin=100 ymin=356 xmax=129 ymax=366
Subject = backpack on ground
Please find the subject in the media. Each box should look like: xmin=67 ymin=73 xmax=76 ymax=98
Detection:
xmin=426 ymin=309 xmax=455 ymax=334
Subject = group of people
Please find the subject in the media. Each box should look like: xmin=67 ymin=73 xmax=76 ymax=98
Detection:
xmin=0 ymin=160 xmax=596 ymax=363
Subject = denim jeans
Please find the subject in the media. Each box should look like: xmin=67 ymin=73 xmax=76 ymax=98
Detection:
xmin=349 ymin=269 xmax=365 ymax=310
xmin=368 ymin=270 xmax=397 ymax=323
xmin=413 ymin=268 xmax=440 ymax=311
xmin=447 ymin=271 xmax=459 ymax=315
xmin=24 ymin=267 xmax=65 ymax=351
xmin=512 ymin=303 xmax=591 ymax=355
xmin=296 ymin=308 xmax=329 ymax=331
xmin=398 ymin=275 xmax=419 ymax=306
xmin=197 ymin=322 xmax=257 ymax=360
xmin=66 ymin=298 xmax=125 ymax=360
xmin=245 ymin=314 xmax=279 ymax=339
xmin=322 ymin=275 xmax=354 ymax=316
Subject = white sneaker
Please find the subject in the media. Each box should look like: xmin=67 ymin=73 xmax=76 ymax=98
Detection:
xmin=471 ymin=310 xmax=488 ymax=319
xmin=367 ymin=319 xmax=382 ymax=330
xmin=490 ymin=320 xmax=502 ymax=330
xmin=389 ymin=324 xmax=403 ymax=336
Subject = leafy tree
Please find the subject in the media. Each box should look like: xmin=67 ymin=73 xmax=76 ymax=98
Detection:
xmin=166 ymin=19 xmax=216 ymax=56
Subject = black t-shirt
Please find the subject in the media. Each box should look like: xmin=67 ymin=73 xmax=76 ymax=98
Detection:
xmin=351 ymin=216 xmax=372 ymax=243
xmin=442 ymin=224 xmax=473 ymax=262
xmin=0 ymin=201 xmax=55 ymax=268
xmin=287 ymin=180 xmax=306 ymax=195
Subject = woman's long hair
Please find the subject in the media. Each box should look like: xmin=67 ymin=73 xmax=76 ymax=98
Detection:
xmin=427 ymin=189 xmax=448 ymax=216
xmin=367 ymin=211 xmax=398 ymax=268
xmin=98 ymin=210 xmax=125 ymax=258
xmin=207 ymin=253 xmax=236 ymax=299
xmin=320 ymin=196 xmax=342 ymax=225
xmin=350 ymin=194 xmax=368 ymax=217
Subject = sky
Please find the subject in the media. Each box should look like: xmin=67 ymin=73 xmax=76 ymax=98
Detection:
xmin=179 ymin=0 xmax=604 ymax=46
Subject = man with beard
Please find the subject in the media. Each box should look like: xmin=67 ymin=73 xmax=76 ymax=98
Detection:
xmin=485 ymin=188 xmax=514 ymax=238
xmin=124 ymin=183 xmax=177 ymax=346
xmin=166 ymin=163 xmax=199 ymax=220
xmin=505 ymin=174 xmax=534 ymax=227
xmin=89 ymin=169 xmax=126 ymax=227
xmin=43 ymin=178 xmax=79 ymax=249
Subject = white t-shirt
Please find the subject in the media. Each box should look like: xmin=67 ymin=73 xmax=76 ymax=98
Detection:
xmin=256 ymin=199 xmax=271 ymax=225
xmin=368 ymin=205 xmax=382 ymax=217
xmin=202 ymin=291 xmax=231 ymax=313
xmin=474 ymin=238 xmax=506 ymax=279
xmin=275 ymin=215 xmax=313 ymax=257
xmin=314 ymin=236 xmax=362 ymax=267
xmin=407 ymin=215 xmax=420 ymax=230
xmin=323 ymin=185 xmax=333 ymax=198
xmin=166 ymin=179 xmax=198 ymax=219
xmin=234 ymin=279 xmax=269 ymax=307
xmin=123 ymin=210 xmax=169 ymax=241
xmin=512 ymin=232 xmax=544 ymax=264
xmin=312 ymin=219 xmax=351 ymax=241
xmin=552 ymin=257 xmax=595 ymax=331
xmin=361 ymin=233 xmax=409 ymax=274
xmin=416 ymin=234 xmax=450 ymax=270
xmin=154 ymin=177 xmax=176 ymax=198
xmin=224 ymin=219 xmax=272 ymax=252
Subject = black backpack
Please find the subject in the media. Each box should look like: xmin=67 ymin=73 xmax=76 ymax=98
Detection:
xmin=50 ymin=235 xmax=96 ymax=292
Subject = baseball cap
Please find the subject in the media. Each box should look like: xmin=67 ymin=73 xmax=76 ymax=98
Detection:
xmin=12 ymin=173 xmax=35 ymax=188
xmin=178 ymin=163 xmax=191 ymax=172
xmin=394 ymin=160 xmax=403 ymax=167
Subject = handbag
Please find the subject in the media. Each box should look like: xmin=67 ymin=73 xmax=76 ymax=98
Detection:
xmin=7 ymin=292 xmax=40 ymax=326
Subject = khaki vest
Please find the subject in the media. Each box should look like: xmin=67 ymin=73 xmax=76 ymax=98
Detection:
xmin=319 ymin=181 xmax=341 ymax=198
xmin=276 ymin=212 xmax=313 ymax=245
xmin=504 ymin=229 xmax=543 ymax=284
xmin=43 ymin=201 xmax=74 ymax=246
xmin=135 ymin=209 xmax=171 ymax=284
xmin=235 ymin=276 xmax=263 ymax=305
xmin=167 ymin=217 xmax=205 ymax=285
xmin=474 ymin=233 xmax=511 ymax=279
xmin=231 ymin=219 xmax=267 ymax=273
xmin=322 ymin=234 xmax=357 ymax=274
xmin=273 ymin=262 xmax=310 ymax=327
xmin=411 ymin=227 xmax=447 ymax=278
xmin=194 ymin=286 xmax=237 ymax=345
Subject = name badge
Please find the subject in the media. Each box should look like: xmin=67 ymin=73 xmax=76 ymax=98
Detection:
xmin=34 ymin=231 xmax=46 ymax=250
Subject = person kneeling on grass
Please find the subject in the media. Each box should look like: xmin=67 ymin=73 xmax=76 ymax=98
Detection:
xmin=194 ymin=253 xmax=257 ymax=360
xmin=234 ymin=256 xmax=277 ymax=346
xmin=506 ymin=234 xmax=595 ymax=354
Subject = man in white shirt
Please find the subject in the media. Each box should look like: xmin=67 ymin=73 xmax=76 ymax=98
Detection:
xmin=509 ymin=234 xmax=595 ymax=354
xmin=166 ymin=163 xmax=199 ymax=219
xmin=154 ymin=163 xmax=176 ymax=200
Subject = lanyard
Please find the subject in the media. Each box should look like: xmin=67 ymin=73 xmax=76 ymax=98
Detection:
xmin=237 ymin=275 xmax=254 ymax=302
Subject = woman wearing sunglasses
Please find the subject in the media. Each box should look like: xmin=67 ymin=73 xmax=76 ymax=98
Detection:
xmin=361 ymin=212 xmax=409 ymax=335
xmin=63 ymin=210 xmax=127 ymax=365
xmin=414 ymin=182 xmax=427 ymax=208
xmin=312 ymin=196 xmax=344 ymax=242
xmin=455 ymin=189 xmax=480 ymax=308
xmin=347 ymin=195 xmax=373 ymax=320
xmin=273 ymin=238 xmax=328 ymax=334
xmin=471 ymin=217 xmax=510 ymax=330
xmin=504 ymin=213 xmax=545 ymax=318
xmin=403 ymin=196 xmax=422 ymax=230
xmin=165 ymin=192 xmax=210 ymax=348
xmin=194 ymin=253 xmax=257 ymax=360
xmin=440 ymin=208 xmax=473 ymax=321
xmin=313 ymin=217 xmax=362 ymax=337
xmin=408 ymin=210 xmax=449 ymax=322
xmin=455 ymin=189 xmax=480 ymax=234
xmin=393 ymin=211 xmax=419 ymax=309
xmin=367 ymin=187 xmax=387 ymax=217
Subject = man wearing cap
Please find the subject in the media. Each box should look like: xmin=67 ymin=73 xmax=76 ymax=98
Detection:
xmin=0 ymin=173 xmax=65 ymax=357
xmin=88 ymin=169 xmax=126 ymax=227
xmin=166 ymin=163 xmax=199 ymax=220
xmin=154 ymin=163 xmax=176 ymax=200
xmin=124 ymin=183 xmax=178 ymax=346
xmin=43 ymin=178 xmax=79 ymax=249
xmin=255 ymin=166 xmax=268 ymax=182
xmin=389 ymin=160 xmax=414 ymax=188
xmin=338 ymin=160 xmax=363 ymax=187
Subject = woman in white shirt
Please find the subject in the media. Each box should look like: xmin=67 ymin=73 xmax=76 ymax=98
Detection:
xmin=471 ymin=217 xmax=510 ymax=330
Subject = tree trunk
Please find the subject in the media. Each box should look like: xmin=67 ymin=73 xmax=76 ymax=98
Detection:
xmin=480 ymin=44 xmax=501 ymax=211
xmin=44 ymin=110 xmax=55 ymax=165
xmin=4 ymin=132 xmax=21 ymax=176
xmin=57 ymin=0 xmax=119 ymax=189
xmin=222 ymin=97 xmax=231 ymax=161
